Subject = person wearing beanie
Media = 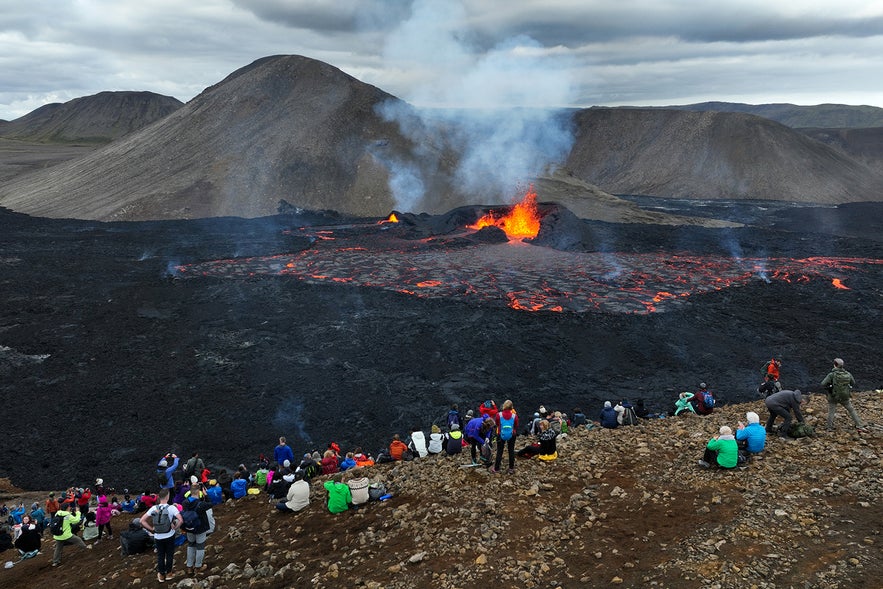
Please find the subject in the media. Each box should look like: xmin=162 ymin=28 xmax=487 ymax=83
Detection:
xmin=443 ymin=421 xmax=464 ymax=455
xmin=598 ymin=401 xmax=618 ymax=429
xmin=820 ymin=357 xmax=865 ymax=431
xmin=699 ymin=425 xmax=738 ymax=469
xmin=427 ymin=424 xmax=444 ymax=455
xmin=764 ymin=389 xmax=807 ymax=438
xmin=736 ymin=411 xmax=767 ymax=454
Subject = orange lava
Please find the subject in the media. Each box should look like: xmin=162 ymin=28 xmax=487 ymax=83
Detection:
xmin=470 ymin=188 xmax=541 ymax=239
xmin=831 ymin=278 xmax=849 ymax=290
xmin=380 ymin=213 xmax=399 ymax=224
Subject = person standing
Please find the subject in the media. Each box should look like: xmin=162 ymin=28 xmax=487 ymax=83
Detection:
xmin=274 ymin=437 xmax=294 ymax=469
xmin=140 ymin=487 xmax=183 ymax=583
xmin=764 ymin=389 xmax=806 ymax=438
xmin=183 ymin=452 xmax=205 ymax=481
xmin=156 ymin=453 xmax=180 ymax=489
xmin=181 ymin=492 xmax=213 ymax=576
xmin=490 ymin=399 xmax=519 ymax=474
xmin=51 ymin=504 xmax=91 ymax=566
xmin=821 ymin=358 xmax=865 ymax=431
xmin=45 ymin=491 xmax=60 ymax=519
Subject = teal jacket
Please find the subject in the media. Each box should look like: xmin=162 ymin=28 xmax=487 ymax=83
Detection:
xmin=706 ymin=435 xmax=738 ymax=468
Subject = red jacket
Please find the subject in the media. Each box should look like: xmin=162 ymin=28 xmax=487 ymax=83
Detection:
xmin=320 ymin=456 xmax=340 ymax=475
xmin=76 ymin=489 xmax=92 ymax=507
xmin=495 ymin=409 xmax=519 ymax=434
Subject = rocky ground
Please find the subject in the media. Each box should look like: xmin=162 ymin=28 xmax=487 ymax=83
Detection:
xmin=1 ymin=394 xmax=880 ymax=589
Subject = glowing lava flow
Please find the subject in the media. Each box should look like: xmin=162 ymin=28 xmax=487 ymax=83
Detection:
xmin=469 ymin=188 xmax=541 ymax=239
xmin=832 ymin=278 xmax=849 ymax=290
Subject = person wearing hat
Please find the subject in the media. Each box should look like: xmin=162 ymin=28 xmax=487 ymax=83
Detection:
xmin=45 ymin=492 xmax=60 ymax=519
xmin=764 ymin=389 xmax=807 ymax=438
xmin=156 ymin=453 xmax=180 ymax=489
xmin=528 ymin=412 xmax=543 ymax=435
xmin=427 ymin=424 xmax=444 ymax=455
xmin=205 ymin=480 xmax=223 ymax=505
xmin=94 ymin=495 xmax=114 ymax=542
xmin=598 ymin=401 xmax=618 ymax=429
xmin=444 ymin=423 xmax=464 ymax=455
xmin=736 ymin=412 xmax=767 ymax=455
xmin=821 ymin=358 xmax=865 ymax=431
xmin=699 ymin=426 xmax=738 ymax=469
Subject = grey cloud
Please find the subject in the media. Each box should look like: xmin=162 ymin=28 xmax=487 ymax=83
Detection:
xmin=232 ymin=0 xmax=412 ymax=33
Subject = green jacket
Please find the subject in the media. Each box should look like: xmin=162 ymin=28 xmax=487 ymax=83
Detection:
xmin=706 ymin=436 xmax=738 ymax=469
xmin=323 ymin=481 xmax=352 ymax=514
xmin=52 ymin=509 xmax=82 ymax=541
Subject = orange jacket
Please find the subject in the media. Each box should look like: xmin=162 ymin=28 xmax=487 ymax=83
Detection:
xmin=389 ymin=440 xmax=408 ymax=460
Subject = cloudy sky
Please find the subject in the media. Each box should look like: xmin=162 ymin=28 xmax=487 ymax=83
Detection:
xmin=2 ymin=0 xmax=883 ymax=121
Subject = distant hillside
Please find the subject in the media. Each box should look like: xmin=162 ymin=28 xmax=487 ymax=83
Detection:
xmin=799 ymin=127 xmax=883 ymax=173
xmin=662 ymin=101 xmax=883 ymax=129
xmin=566 ymin=108 xmax=883 ymax=203
xmin=0 ymin=91 xmax=183 ymax=144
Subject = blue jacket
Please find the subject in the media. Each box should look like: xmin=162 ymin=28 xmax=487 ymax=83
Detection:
xmin=157 ymin=457 xmax=180 ymax=489
xmin=231 ymin=478 xmax=248 ymax=499
xmin=464 ymin=417 xmax=489 ymax=443
xmin=599 ymin=407 xmax=618 ymax=429
xmin=274 ymin=444 xmax=294 ymax=467
xmin=736 ymin=422 xmax=767 ymax=453
xmin=339 ymin=457 xmax=357 ymax=471
xmin=206 ymin=485 xmax=224 ymax=505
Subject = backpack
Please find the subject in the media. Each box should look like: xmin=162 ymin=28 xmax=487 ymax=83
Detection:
xmin=701 ymin=391 xmax=715 ymax=409
xmin=621 ymin=405 xmax=638 ymax=426
xmin=830 ymin=370 xmax=853 ymax=402
xmin=120 ymin=529 xmax=151 ymax=555
xmin=156 ymin=469 xmax=168 ymax=487
xmin=499 ymin=413 xmax=515 ymax=441
xmin=49 ymin=513 xmax=65 ymax=536
xmin=152 ymin=505 xmax=172 ymax=535
xmin=180 ymin=509 xmax=201 ymax=533
xmin=789 ymin=423 xmax=815 ymax=438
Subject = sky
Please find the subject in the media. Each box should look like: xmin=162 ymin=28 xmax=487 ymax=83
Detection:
xmin=2 ymin=0 xmax=883 ymax=121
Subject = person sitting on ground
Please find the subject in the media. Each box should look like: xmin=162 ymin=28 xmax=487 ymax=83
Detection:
xmin=537 ymin=420 xmax=559 ymax=461
xmin=675 ymin=392 xmax=696 ymax=416
xmin=323 ymin=477 xmax=352 ymax=514
xmin=205 ymin=480 xmax=224 ymax=505
xmin=14 ymin=514 xmax=41 ymax=560
xmin=346 ymin=472 xmax=370 ymax=506
xmin=427 ymin=425 xmax=444 ymax=455
xmin=764 ymin=389 xmax=806 ymax=438
xmin=120 ymin=494 xmax=137 ymax=513
xmin=634 ymin=399 xmax=650 ymax=418
xmin=407 ymin=426 xmax=429 ymax=458
xmin=296 ymin=453 xmax=322 ymax=480
xmin=736 ymin=411 xmax=767 ymax=455
xmin=236 ymin=464 xmax=251 ymax=484
xmin=173 ymin=479 xmax=190 ymax=505
xmin=28 ymin=502 xmax=46 ymax=533
xmin=321 ymin=449 xmax=340 ymax=475
xmin=136 ymin=491 xmax=157 ymax=513
xmin=698 ymin=426 xmax=739 ymax=469
xmin=388 ymin=434 xmax=409 ymax=461
xmin=692 ymin=383 xmax=715 ymax=415
xmin=528 ymin=412 xmax=543 ymax=435
xmin=339 ymin=452 xmax=357 ymax=471
xmin=598 ymin=401 xmax=619 ymax=429
xmin=230 ymin=473 xmax=248 ymax=499
xmin=353 ymin=448 xmax=375 ymax=468
xmin=571 ymin=408 xmax=587 ymax=427
xmin=444 ymin=423 xmax=464 ymax=456
xmin=757 ymin=373 xmax=779 ymax=398
xmin=547 ymin=410 xmax=563 ymax=434
xmin=276 ymin=471 xmax=310 ymax=513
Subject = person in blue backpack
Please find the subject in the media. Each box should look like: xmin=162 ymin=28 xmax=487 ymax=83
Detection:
xmin=446 ymin=404 xmax=463 ymax=430
xmin=598 ymin=401 xmax=618 ymax=428
xmin=490 ymin=399 xmax=519 ymax=474
xmin=181 ymin=492 xmax=213 ymax=575
xmin=692 ymin=383 xmax=715 ymax=415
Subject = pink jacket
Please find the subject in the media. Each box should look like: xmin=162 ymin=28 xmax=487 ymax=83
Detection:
xmin=95 ymin=500 xmax=113 ymax=525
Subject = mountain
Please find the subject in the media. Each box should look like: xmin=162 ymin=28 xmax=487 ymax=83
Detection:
xmin=565 ymin=108 xmax=883 ymax=203
xmin=660 ymin=101 xmax=883 ymax=129
xmin=0 ymin=56 xmax=463 ymax=221
xmin=799 ymin=127 xmax=883 ymax=173
xmin=0 ymin=91 xmax=183 ymax=144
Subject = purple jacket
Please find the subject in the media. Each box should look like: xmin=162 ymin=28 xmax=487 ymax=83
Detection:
xmin=464 ymin=417 xmax=490 ymax=443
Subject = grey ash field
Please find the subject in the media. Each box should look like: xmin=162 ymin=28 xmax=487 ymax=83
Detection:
xmin=0 ymin=200 xmax=881 ymax=493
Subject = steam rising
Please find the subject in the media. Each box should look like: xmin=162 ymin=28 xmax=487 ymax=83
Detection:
xmin=376 ymin=0 xmax=577 ymax=211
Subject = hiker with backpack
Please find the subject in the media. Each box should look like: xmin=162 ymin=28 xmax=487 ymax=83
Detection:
xmin=821 ymin=358 xmax=865 ymax=431
xmin=156 ymin=453 xmax=180 ymax=489
xmin=757 ymin=373 xmax=779 ymax=398
xmin=446 ymin=404 xmax=463 ymax=430
xmin=698 ymin=426 xmax=739 ymax=469
xmin=182 ymin=452 xmax=205 ymax=481
xmin=180 ymin=491 xmax=213 ymax=576
xmin=692 ymin=383 xmax=715 ymax=415
xmin=139 ymin=487 xmax=183 ymax=583
xmin=50 ymin=504 xmax=90 ymax=567
xmin=490 ymin=399 xmax=519 ymax=474
xmin=762 ymin=358 xmax=782 ymax=389
xmin=764 ymin=389 xmax=807 ymax=438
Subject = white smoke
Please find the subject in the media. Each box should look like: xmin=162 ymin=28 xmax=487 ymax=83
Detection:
xmin=377 ymin=0 xmax=577 ymax=210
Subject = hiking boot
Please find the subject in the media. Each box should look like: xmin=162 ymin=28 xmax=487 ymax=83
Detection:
xmin=157 ymin=573 xmax=165 ymax=583
xmin=697 ymin=460 xmax=711 ymax=469
xmin=507 ymin=468 xmax=515 ymax=474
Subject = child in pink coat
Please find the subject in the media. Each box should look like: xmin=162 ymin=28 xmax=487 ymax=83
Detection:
xmin=94 ymin=495 xmax=114 ymax=541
